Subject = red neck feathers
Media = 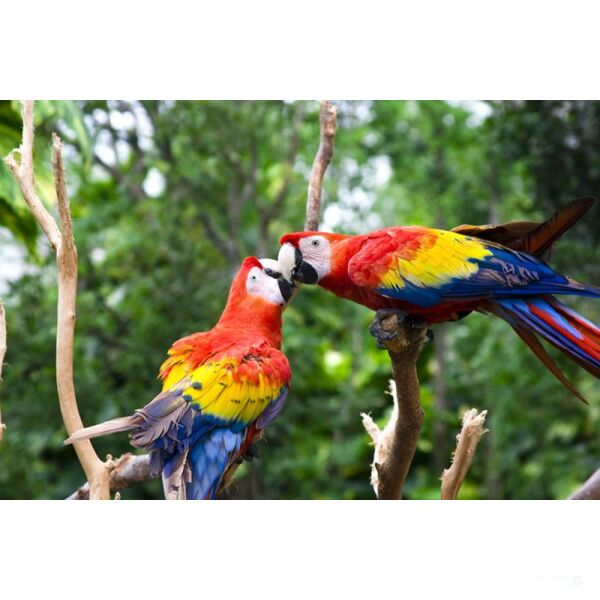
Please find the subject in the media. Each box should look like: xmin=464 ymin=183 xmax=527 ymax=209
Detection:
xmin=320 ymin=235 xmax=366 ymax=299
xmin=217 ymin=257 xmax=283 ymax=348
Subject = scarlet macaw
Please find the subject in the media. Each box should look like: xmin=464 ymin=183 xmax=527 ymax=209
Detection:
xmin=279 ymin=198 xmax=600 ymax=402
xmin=66 ymin=257 xmax=293 ymax=499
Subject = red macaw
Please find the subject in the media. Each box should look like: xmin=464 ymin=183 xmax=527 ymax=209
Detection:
xmin=279 ymin=198 xmax=600 ymax=402
xmin=66 ymin=257 xmax=293 ymax=499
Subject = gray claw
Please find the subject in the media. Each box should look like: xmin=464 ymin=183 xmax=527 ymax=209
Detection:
xmin=369 ymin=308 xmax=409 ymax=349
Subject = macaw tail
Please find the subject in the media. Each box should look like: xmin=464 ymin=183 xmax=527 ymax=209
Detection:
xmin=491 ymin=296 xmax=600 ymax=403
xmin=163 ymin=427 xmax=243 ymax=500
xmin=64 ymin=415 xmax=139 ymax=445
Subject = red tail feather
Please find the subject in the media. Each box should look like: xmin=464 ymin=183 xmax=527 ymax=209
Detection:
xmin=491 ymin=295 xmax=600 ymax=401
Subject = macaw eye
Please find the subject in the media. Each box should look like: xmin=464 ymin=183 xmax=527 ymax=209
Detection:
xmin=250 ymin=274 xmax=258 ymax=281
xmin=311 ymin=239 xmax=320 ymax=247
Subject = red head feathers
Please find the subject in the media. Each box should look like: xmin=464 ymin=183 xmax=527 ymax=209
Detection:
xmin=217 ymin=256 xmax=292 ymax=346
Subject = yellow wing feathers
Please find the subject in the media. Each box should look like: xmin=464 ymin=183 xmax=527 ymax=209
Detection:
xmin=161 ymin=357 xmax=285 ymax=425
xmin=379 ymin=230 xmax=492 ymax=290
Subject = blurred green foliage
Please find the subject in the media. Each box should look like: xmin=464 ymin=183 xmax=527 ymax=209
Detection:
xmin=0 ymin=100 xmax=598 ymax=499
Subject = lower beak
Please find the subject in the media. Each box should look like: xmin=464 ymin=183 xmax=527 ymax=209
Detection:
xmin=294 ymin=260 xmax=319 ymax=285
xmin=278 ymin=279 xmax=293 ymax=303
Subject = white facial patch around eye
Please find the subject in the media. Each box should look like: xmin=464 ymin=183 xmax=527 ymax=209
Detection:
xmin=246 ymin=266 xmax=285 ymax=305
xmin=298 ymin=236 xmax=331 ymax=280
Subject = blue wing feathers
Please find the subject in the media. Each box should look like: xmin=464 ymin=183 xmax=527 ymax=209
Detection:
xmin=377 ymin=244 xmax=600 ymax=306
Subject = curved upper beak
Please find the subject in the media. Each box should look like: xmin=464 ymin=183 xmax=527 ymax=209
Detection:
xmin=260 ymin=257 xmax=293 ymax=304
xmin=263 ymin=267 xmax=282 ymax=279
xmin=276 ymin=243 xmax=299 ymax=283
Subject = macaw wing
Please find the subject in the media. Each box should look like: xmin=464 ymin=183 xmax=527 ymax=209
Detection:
xmin=135 ymin=346 xmax=290 ymax=498
xmin=347 ymin=227 xmax=577 ymax=308
xmin=183 ymin=351 xmax=290 ymax=431
xmin=136 ymin=347 xmax=290 ymax=449
xmin=179 ymin=350 xmax=290 ymax=499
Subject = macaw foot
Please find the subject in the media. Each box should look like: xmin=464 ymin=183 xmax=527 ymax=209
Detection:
xmin=369 ymin=309 xmax=408 ymax=349
xmin=369 ymin=309 xmax=433 ymax=349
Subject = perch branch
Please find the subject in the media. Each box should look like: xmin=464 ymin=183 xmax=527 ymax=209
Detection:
xmin=362 ymin=314 xmax=428 ymax=499
xmin=569 ymin=467 xmax=600 ymax=500
xmin=441 ymin=409 xmax=488 ymax=500
xmin=301 ymin=103 xmax=426 ymax=500
xmin=305 ymin=100 xmax=337 ymax=231
xmin=3 ymin=101 xmax=111 ymax=499
xmin=66 ymin=454 xmax=155 ymax=500
xmin=0 ymin=303 xmax=6 ymax=440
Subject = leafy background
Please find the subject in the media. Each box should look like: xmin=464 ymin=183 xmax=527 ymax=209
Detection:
xmin=0 ymin=100 xmax=598 ymax=499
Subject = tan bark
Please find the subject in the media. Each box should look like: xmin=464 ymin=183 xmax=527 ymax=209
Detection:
xmin=441 ymin=409 xmax=488 ymax=500
xmin=570 ymin=467 xmax=600 ymax=500
xmin=4 ymin=101 xmax=110 ymax=499
xmin=361 ymin=315 xmax=428 ymax=499
xmin=305 ymin=100 xmax=337 ymax=231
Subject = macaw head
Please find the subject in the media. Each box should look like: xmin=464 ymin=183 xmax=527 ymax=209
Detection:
xmin=217 ymin=256 xmax=293 ymax=345
xmin=278 ymin=231 xmax=350 ymax=285
xmin=223 ymin=256 xmax=293 ymax=316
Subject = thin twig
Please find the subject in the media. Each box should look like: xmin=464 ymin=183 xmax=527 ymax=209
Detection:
xmin=361 ymin=315 xmax=428 ymax=499
xmin=305 ymin=100 xmax=337 ymax=231
xmin=4 ymin=101 xmax=62 ymax=250
xmin=0 ymin=303 xmax=6 ymax=440
xmin=441 ymin=409 xmax=488 ymax=500
xmin=3 ymin=101 xmax=110 ymax=499
xmin=569 ymin=467 xmax=600 ymax=500
xmin=66 ymin=454 xmax=155 ymax=500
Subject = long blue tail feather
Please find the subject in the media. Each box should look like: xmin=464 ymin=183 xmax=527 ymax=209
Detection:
xmin=492 ymin=295 xmax=600 ymax=401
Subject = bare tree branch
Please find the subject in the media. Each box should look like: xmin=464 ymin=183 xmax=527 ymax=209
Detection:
xmin=441 ymin=409 xmax=488 ymax=500
xmin=569 ymin=467 xmax=600 ymax=500
xmin=305 ymin=100 xmax=337 ymax=231
xmin=0 ymin=303 xmax=6 ymax=440
xmin=302 ymin=102 xmax=428 ymax=500
xmin=66 ymin=454 xmax=155 ymax=500
xmin=4 ymin=102 xmax=62 ymax=250
xmin=256 ymin=106 xmax=305 ymax=256
xmin=3 ymin=101 xmax=111 ymax=499
xmin=362 ymin=315 xmax=428 ymax=499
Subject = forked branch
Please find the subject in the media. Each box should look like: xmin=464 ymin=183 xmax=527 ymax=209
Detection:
xmin=4 ymin=101 xmax=111 ymax=499
xmin=66 ymin=454 xmax=155 ymax=500
xmin=361 ymin=315 xmax=428 ymax=499
xmin=302 ymin=103 xmax=430 ymax=500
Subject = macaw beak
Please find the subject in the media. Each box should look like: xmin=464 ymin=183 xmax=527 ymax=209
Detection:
xmin=277 ymin=278 xmax=293 ymax=303
xmin=293 ymin=258 xmax=319 ymax=284
xmin=263 ymin=267 xmax=282 ymax=279
xmin=291 ymin=247 xmax=319 ymax=285
xmin=277 ymin=242 xmax=319 ymax=285
xmin=260 ymin=257 xmax=293 ymax=304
